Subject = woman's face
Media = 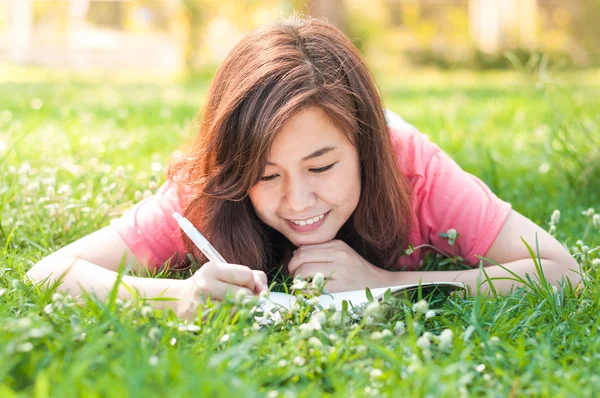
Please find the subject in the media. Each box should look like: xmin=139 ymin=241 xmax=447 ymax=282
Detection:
xmin=248 ymin=107 xmax=361 ymax=247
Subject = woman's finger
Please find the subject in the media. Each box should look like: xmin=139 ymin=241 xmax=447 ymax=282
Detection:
xmin=252 ymin=270 xmax=268 ymax=293
xmin=199 ymin=279 xmax=253 ymax=301
xmin=216 ymin=263 xmax=256 ymax=291
xmin=288 ymin=248 xmax=335 ymax=275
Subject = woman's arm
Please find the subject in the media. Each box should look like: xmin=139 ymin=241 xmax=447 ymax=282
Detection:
xmin=376 ymin=210 xmax=581 ymax=294
xmin=27 ymin=256 xmax=186 ymax=311
xmin=26 ymin=225 xmax=185 ymax=312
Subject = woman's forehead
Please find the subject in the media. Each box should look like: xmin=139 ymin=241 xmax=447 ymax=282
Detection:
xmin=267 ymin=109 xmax=351 ymax=158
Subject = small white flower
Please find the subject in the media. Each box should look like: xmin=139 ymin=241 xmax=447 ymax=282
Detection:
xmin=43 ymin=304 xmax=53 ymax=314
xmin=550 ymin=210 xmax=561 ymax=225
xmin=148 ymin=180 xmax=158 ymax=191
xmin=363 ymin=301 xmax=382 ymax=318
xmin=28 ymin=328 xmax=49 ymax=339
xmin=425 ymin=310 xmax=436 ymax=319
xmin=57 ymin=184 xmax=72 ymax=197
xmin=46 ymin=186 xmax=55 ymax=199
xmin=220 ymin=334 xmax=230 ymax=343
xmin=115 ymin=166 xmax=125 ymax=178
xmin=178 ymin=323 xmax=201 ymax=332
xmin=290 ymin=280 xmax=308 ymax=291
xmin=141 ymin=306 xmax=153 ymax=317
xmin=594 ymin=214 xmax=600 ymax=229
xmin=170 ymin=337 xmax=177 ymax=345
xmin=293 ymin=356 xmax=306 ymax=366
xmin=299 ymin=323 xmax=315 ymax=338
xmin=148 ymin=327 xmax=160 ymax=340
xmin=17 ymin=318 xmax=32 ymax=328
xmin=306 ymin=296 xmax=320 ymax=306
xmin=134 ymin=190 xmax=143 ymax=201
xmin=447 ymin=229 xmax=458 ymax=241
xmin=309 ymin=311 xmax=326 ymax=330
xmin=148 ymin=355 xmax=159 ymax=366
xmin=234 ymin=289 xmax=248 ymax=304
xmin=30 ymin=98 xmax=43 ymax=110
xmin=438 ymin=329 xmax=453 ymax=350
xmin=371 ymin=329 xmax=393 ymax=340
xmin=312 ymin=272 xmax=325 ymax=290
xmin=143 ymin=189 xmax=153 ymax=198
xmin=476 ymin=364 xmax=486 ymax=372
xmin=0 ymin=288 xmax=6 ymax=297
xmin=413 ymin=299 xmax=429 ymax=315
xmin=308 ymin=336 xmax=323 ymax=347
xmin=370 ymin=368 xmax=383 ymax=379
xmin=583 ymin=208 xmax=595 ymax=217
xmin=267 ymin=391 xmax=278 ymax=398
xmin=591 ymin=259 xmax=600 ymax=267
xmin=270 ymin=311 xmax=284 ymax=325
xmin=277 ymin=359 xmax=288 ymax=367
xmin=16 ymin=342 xmax=34 ymax=352
xmin=151 ymin=162 xmax=162 ymax=172
xmin=73 ymin=332 xmax=87 ymax=342
xmin=394 ymin=321 xmax=406 ymax=335
xmin=330 ymin=311 xmax=342 ymax=325
xmin=549 ymin=225 xmax=556 ymax=234
xmin=416 ymin=335 xmax=431 ymax=349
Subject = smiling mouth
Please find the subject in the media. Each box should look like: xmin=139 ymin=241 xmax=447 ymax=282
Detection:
xmin=284 ymin=210 xmax=331 ymax=233
xmin=286 ymin=212 xmax=328 ymax=226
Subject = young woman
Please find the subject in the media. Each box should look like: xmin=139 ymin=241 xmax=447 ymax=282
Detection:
xmin=26 ymin=17 xmax=579 ymax=320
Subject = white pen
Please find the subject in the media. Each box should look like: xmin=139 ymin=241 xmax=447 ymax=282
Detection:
xmin=172 ymin=212 xmax=227 ymax=264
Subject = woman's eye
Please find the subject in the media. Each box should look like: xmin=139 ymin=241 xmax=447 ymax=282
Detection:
xmin=310 ymin=162 xmax=337 ymax=173
xmin=260 ymin=174 xmax=278 ymax=181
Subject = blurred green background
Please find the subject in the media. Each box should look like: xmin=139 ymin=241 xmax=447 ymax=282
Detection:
xmin=2 ymin=0 xmax=600 ymax=76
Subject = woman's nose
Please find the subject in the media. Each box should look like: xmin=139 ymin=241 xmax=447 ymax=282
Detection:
xmin=283 ymin=176 xmax=316 ymax=213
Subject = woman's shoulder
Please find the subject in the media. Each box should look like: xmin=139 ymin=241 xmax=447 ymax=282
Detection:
xmin=386 ymin=119 xmax=441 ymax=180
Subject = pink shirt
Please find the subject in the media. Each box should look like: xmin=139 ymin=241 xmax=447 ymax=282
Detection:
xmin=110 ymin=123 xmax=512 ymax=272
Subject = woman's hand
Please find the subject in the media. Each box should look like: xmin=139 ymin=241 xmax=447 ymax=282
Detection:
xmin=177 ymin=261 xmax=268 ymax=320
xmin=287 ymin=239 xmax=387 ymax=292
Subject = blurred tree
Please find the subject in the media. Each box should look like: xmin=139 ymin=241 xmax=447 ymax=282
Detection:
xmin=86 ymin=1 xmax=126 ymax=29
xmin=566 ymin=0 xmax=600 ymax=65
xmin=180 ymin=0 xmax=212 ymax=69
xmin=298 ymin=0 xmax=347 ymax=32
xmin=383 ymin=0 xmax=403 ymax=27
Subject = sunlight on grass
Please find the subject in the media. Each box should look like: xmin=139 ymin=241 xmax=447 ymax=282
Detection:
xmin=1 ymin=67 xmax=599 ymax=396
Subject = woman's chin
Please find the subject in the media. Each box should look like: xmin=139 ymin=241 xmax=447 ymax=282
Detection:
xmin=286 ymin=231 xmax=336 ymax=247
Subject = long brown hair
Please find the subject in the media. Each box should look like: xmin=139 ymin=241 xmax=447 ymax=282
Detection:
xmin=167 ymin=16 xmax=413 ymax=276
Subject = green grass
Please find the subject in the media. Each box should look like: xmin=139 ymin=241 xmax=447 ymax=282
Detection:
xmin=1 ymin=67 xmax=600 ymax=397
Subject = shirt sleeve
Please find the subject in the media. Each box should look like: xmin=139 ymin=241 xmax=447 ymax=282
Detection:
xmin=393 ymin=125 xmax=512 ymax=267
xmin=109 ymin=179 xmax=189 ymax=272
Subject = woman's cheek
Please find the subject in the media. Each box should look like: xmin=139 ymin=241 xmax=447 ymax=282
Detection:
xmin=250 ymin=185 xmax=280 ymax=219
xmin=326 ymin=168 xmax=359 ymax=202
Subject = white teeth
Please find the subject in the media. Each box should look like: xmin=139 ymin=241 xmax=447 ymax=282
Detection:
xmin=289 ymin=213 xmax=326 ymax=226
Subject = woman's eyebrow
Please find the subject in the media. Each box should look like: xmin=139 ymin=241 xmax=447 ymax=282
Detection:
xmin=266 ymin=146 xmax=337 ymax=166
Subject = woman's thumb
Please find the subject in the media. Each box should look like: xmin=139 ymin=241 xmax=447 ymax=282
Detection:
xmin=252 ymin=270 xmax=268 ymax=293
